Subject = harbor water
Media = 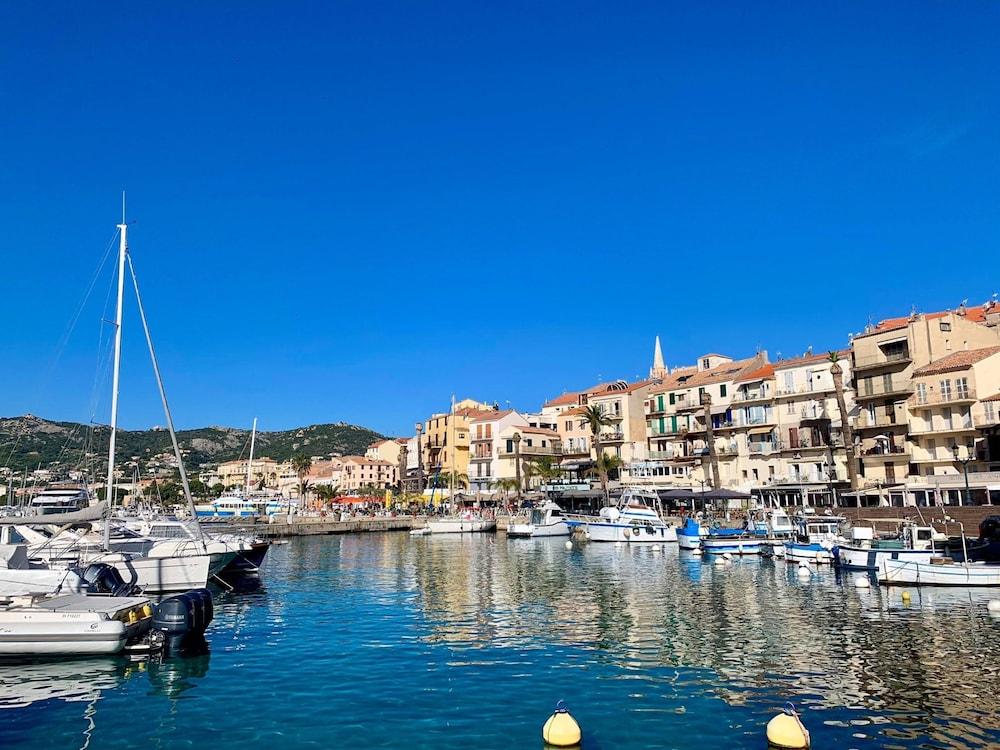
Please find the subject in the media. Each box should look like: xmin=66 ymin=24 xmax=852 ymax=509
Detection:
xmin=3 ymin=533 xmax=1000 ymax=749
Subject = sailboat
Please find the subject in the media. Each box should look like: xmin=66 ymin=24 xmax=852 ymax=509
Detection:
xmin=14 ymin=204 xmax=216 ymax=594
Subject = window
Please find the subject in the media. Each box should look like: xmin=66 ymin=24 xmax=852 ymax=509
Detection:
xmin=720 ymin=384 xmax=727 ymax=397
xmin=702 ymin=358 xmax=710 ymax=369
xmin=564 ymin=421 xmax=571 ymax=431
xmin=940 ymin=379 xmax=953 ymax=401
xmin=939 ymin=321 xmax=952 ymax=332
xmin=882 ymin=373 xmax=893 ymax=393
xmin=805 ymin=369 xmax=814 ymax=392
xmin=669 ymin=393 xmax=676 ymax=405
xmin=916 ymin=382 xmax=927 ymax=404
xmin=783 ymin=371 xmax=795 ymax=392
xmin=786 ymin=400 xmax=795 ymax=415
xmin=956 ymin=377 xmax=969 ymax=399
xmin=986 ymin=401 xmax=996 ymax=423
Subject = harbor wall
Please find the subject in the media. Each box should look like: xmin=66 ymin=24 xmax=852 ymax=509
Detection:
xmin=223 ymin=515 xmax=417 ymax=538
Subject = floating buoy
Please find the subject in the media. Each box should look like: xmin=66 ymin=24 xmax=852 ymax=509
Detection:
xmin=797 ymin=564 xmax=811 ymax=578
xmin=691 ymin=548 xmax=703 ymax=557
xmin=854 ymin=576 xmax=870 ymax=589
xmin=901 ymin=590 xmax=911 ymax=603
xmin=722 ymin=552 xmax=733 ymax=561
xmin=766 ymin=703 xmax=810 ymax=749
xmin=542 ymin=701 xmax=582 ymax=747
xmin=614 ymin=541 xmax=623 ymax=548
xmin=987 ymin=599 xmax=1000 ymax=613
xmin=652 ymin=545 xmax=662 ymax=554
xmin=713 ymin=556 xmax=727 ymax=567
xmin=564 ymin=540 xmax=573 ymax=550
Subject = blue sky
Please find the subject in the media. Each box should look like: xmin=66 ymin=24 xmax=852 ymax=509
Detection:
xmin=1 ymin=2 xmax=998 ymax=436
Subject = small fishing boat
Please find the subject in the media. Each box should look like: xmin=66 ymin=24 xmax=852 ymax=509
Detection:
xmin=507 ymin=501 xmax=570 ymax=538
xmin=677 ymin=517 xmax=708 ymax=550
xmin=784 ymin=512 xmax=847 ymax=564
xmin=701 ymin=534 xmax=762 ymax=555
xmin=834 ymin=521 xmax=946 ymax=571
xmin=564 ymin=488 xmax=677 ymax=543
xmin=877 ymin=558 xmax=1000 ymax=587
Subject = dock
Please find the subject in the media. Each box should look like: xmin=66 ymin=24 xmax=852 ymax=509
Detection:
xmin=219 ymin=515 xmax=418 ymax=539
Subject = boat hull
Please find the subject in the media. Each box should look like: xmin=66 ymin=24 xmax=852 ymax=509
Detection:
xmin=108 ymin=554 xmax=213 ymax=593
xmin=877 ymin=559 xmax=1000 ymax=586
xmin=425 ymin=520 xmax=496 ymax=534
xmin=507 ymin=522 xmax=570 ymax=538
xmin=835 ymin=545 xmax=936 ymax=571
xmin=786 ymin=543 xmax=835 ymax=564
xmin=566 ymin=520 xmax=677 ymax=543
xmin=702 ymin=537 xmax=761 ymax=555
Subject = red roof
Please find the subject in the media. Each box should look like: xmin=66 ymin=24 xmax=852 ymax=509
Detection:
xmin=855 ymin=305 xmax=994 ymax=339
xmin=912 ymin=346 xmax=1000 ymax=377
xmin=469 ymin=409 xmax=514 ymax=422
xmin=773 ymin=348 xmax=850 ymax=370
xmin=734 ymin=364 xmax=775 ymax=383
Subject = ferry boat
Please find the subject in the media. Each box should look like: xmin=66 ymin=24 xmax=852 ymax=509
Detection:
xmin=195 ymin=495 xmax=262 ymax=518
xmin=564 ymin=488 xmax=677 ymax=543
xmin=834 ymin=521 xmax=945 ymax=571
xmin=507 ymin=501 xmax=570 ymax=538
xmin=784 ymin=512 xmax=847 ymax=564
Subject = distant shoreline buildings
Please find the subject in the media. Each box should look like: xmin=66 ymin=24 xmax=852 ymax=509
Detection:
xmin=397 ymin=298 xmax=1000 ymax=507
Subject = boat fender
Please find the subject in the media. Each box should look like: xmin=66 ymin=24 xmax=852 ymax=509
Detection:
xmin=542 ymin=700 xmax=581 ymax=748
xmin=766 ymin=703 xmax=810 ymax=749
xmin=987 ymin=599 xmax=1000 ymax=613
xmin=854 ymin=576 xmax=870 ymax=589
xmin=797 ymin=565 xmax=811 ymax=578
xmin=623 ymin=528 xmax=631 ymax=539
xmin=564 ymin=541 xmax=573 ymax=550
xmin=901 ymin=591 xmax=911 ymax=603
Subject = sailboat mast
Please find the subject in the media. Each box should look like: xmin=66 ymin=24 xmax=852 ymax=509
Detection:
xmin=450 ymin=395 xmax=456 ymax=498
xmin=245 ymin=417 xmax=258 ymax=494
xmin=103 ymin=218 xmax=127 ymax=549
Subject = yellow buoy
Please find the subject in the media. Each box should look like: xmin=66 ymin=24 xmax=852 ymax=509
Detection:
xmin=766 ymin=703 xmax=810 ymax=749
xmin=901 ymin=591 xmax=911 ymax=602
xmin=542 ymin=701 xmax=581 ymax=747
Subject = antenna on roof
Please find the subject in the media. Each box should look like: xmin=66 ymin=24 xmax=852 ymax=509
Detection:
xmin=806 ymin=345 xmax=813 ymax=356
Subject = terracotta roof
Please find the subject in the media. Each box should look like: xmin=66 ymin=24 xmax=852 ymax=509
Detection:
xmin=469 ymin=409 xmax=514 ymax=422
xmin=339 ymin=455 xmax=394 ymax=466
xmin=734 ymin=364 xmax=775 ymax=383
xmin=855 ymin=305 xmax=994 ymax=339
xmin=518 ymin=426 xmax=559 ymax=437
xmin=562 ymin=406 xmax=588 ymax=416
xmin=543 ymin=392 xmax=580 ymax=407
xmin=652 ymin=355 xmax=767 ymax=392
xmin=981 ymin=392 xmax=1000 ymax=403
xmin=773 ymin=348 xmax=850 ymax=370
xmin=454 ymin=406 xmax=497 ymax=419
xmin=912 ymin=346 xmax=1000 ymax=377
xmin=586 ymin=379 xmax=653 ymax=398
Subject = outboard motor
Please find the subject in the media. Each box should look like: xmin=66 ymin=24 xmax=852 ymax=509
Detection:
xmin=978 ymin=516 xmax=1000 ymax=543
xmin=81 ymin=563 xmax=136 ymax=596
xmin=152 ymin=588 xmax=214 ymax=654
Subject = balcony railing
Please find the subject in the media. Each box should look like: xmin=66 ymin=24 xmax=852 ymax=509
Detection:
xmin=749 ymin=441 xmax=777 ymax=455
xmin=598 ymin=431 xmax=625 ymax=442
xmin=911 ymin=385 xmax=977 ymax=406
xmin=775 ymin=384 xmax=835 ymax=398
xmin=499 ymin=445 xmax=561 ymax=457
xmin=731 ymin=390 xmax=772 ymax=403
xmin=853 ymin=350 xmax=912 ymax=370
xmin=861 ymin=444 xmax=909 ymax=458
xmin=647 ymin=450 xmax=676 ymax=460
xmin=854 ymin=377 xmax=914 ymax=400
xmin=856 ymin=412 xmax=905 ymax=429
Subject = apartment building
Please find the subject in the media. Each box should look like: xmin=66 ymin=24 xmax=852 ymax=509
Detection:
xmin=365 ymin=439 xmax=403 ymax=465
xmin=495 ymin=425 xmax=562 ymax=490
xmin=849 ymin=305 xmax=1000 ymax=491
xmin=336 ymin=456 xmax=397 ymax=491
xmin=421 ymin=398 xmax=497 ymax=482
xmin=467 ymin=410 xmax=528 ymax=492
xmin=585 ymin=380 xmax=654 ymax=464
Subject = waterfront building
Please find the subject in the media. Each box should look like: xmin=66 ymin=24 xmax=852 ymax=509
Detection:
xmin=335 ymin=455 xmax=397 ymax=491
xmin=467 ymin=410 xmax=528 ymax=493
xmin=420 ymin=399 xmax=497 ymax=485
xmin=215 ymin=456 xmax=283 ymax=490
xmin=848 ymin=303 xmax=1000 ymax=502
xmin=495 ymin=424 xmax=562 ymax=490
xmin=365 ymin=438 xmax=403 ymax=465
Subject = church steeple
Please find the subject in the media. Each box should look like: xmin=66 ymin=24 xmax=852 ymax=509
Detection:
xmin=649 ymin=335 xmax=668 ymax=380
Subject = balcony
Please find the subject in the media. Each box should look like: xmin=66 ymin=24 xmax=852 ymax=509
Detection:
xmin=648 ymin=450 xmax=677 ymax=460
xmin=911 ymin=385 xmax=978 ymax=407
xmin=777 ymin=437 xmax=845 ymax=452
xmin=649 ymin=425 xmax=685 ymax=437
xmin=598 ymin=431 xmax=625 ymax=443
xmin=856 ymin=411 xmax=906 ymax=430
xmin=909 ymin=415 xmax=980 ymax=435
xmin=731 ymin=390 xmax=772 ymax=404
xmin=854 ymin=377 xmax=914 ymax=401
xmin=749 ymin=441 xmax=777 ymax=455
xmin=775 ymin=384 xmax=836 ymax=399
xmin=674 ymin=398 xmax=700 ymax=413
xmin=861 ymin=444 xmax=910 ymax=461
xmin=853 ymin=349 xmax=913 ymax=372
xmin=498 ymin=445 xmax=561 ymax=458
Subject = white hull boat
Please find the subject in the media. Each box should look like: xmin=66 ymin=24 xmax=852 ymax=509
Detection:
xmin=507 ymin=501 xmax=570 ymax=538
xmin=106 ymin=552 xmax=213 ymax=594
xmin=0 ymin=593 xmax=152 ymax=656
xmin=835 ymin=545 xmax=937 ymax=571
xmin=877 ymin=559 xmax=1000 ymax=587
xmin=565 ymin=488 xmax=677 ymax=544
xmin=425 ymin=517 xmax=496 ymax=534
xmin=701 ymin=536 xmax=761 ymax=555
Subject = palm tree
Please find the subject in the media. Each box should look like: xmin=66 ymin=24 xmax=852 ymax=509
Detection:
xmin=701 ymin=391 xmax=722 ymax=488
xmin=490 ymin=477 xmax=520 ymax=500
xmin=829 ymin=351 xmax=860 ymax=492
xmin=588 ymin=453 xmax=623 ymax=484
xmin=433 ymin=471 xmax=468 ymax=490
xmin=291 ymin=454 xmax=312 ymax=509
xmin=525 ymin=456 xmax=562 ymax=489
xmin=579 ymin=404 xmax=614 ymax=500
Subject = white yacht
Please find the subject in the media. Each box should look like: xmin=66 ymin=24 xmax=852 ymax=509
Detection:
xmin=507 ymin=501 xmax=570 ymax=538
xmin=426 ymin=511 xmax=496 ymax=534
xmin=564 ymin=488 xmax=677 ymax=543
xmin=27 ymin=484 xmax=92 ymax=515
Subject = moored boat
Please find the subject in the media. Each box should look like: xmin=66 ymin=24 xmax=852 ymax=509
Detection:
xmin=507 ymin=501 xmax=570 ymax=538
xmin=785 ymin=512 xmax=847 ymax=564
xmin=835 ymin=521 xmax=945 ymax=571
xmin=877 ymin=558 xmax=1000 ymax=587
xmin=564 ymin=488 xmax=677 ymax=543
xmin=426 ymin=512 xmax=496 ymax=534
xmin=701 ymin=535 xmax=762 ymax=555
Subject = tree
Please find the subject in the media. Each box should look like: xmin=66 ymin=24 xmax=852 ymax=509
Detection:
xmin=291 ymin=455 xmax=313 ymax=507
xmin=701 ymin=391 xmax=722 ymax=488
xmin=829 ymin=351 xmax=860 ymax=493
xmin=579 ymin=404 xmax=614 ymax=500
xmin=490 ymin=477 xmax=520 ymax=499
xmin=525 ymin=456 xmax=562 ymax=489
xmin=432 ymin=471 xmax=468 ymax=490
xmin=210 ymin=482 xmax=225 ymax=496
xmin=588 ymin=453 xmax=623 ymax=483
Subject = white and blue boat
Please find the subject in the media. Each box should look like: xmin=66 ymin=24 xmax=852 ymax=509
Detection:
xmin=677 ymin=517 xmax=707 ymax=549
xmin=701 ymin=534 xmax=762 ymax=555
xmin=784 ymin=512 xmax=847 ymax=564
xmin=564 ymin=488 xmax=677 ymax=543
xmin=834 ymin=522 xmax=945 ymax=571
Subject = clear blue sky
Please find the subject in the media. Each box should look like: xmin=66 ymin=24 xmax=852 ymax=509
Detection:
xmin=1 ymin=2 xmax=998 ymax=436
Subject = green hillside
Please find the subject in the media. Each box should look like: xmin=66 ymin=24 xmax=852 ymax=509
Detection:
xmin=0 ymin=414 xmax=386 ymax=474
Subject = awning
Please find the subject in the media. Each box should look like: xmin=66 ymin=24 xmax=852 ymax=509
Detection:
xmin=560 ymin=459 xmax=594 ymax=470
xmin=711 ymin=405 xmax=729 ymax=416
xmin=748 ymin=428 xmax=774 ymax=437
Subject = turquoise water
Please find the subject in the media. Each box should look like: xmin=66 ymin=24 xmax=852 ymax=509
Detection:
xmin=3 ymin=533 xmax=1000 ymax=749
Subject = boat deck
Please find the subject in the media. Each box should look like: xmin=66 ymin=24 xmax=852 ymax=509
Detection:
xmin=21 ymin=594 xmax=148 ymax=615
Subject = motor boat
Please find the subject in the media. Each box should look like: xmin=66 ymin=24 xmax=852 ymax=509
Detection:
xmin=0 ymin=592 xmax=153 ymax=656
xmin=784 ymin=511 xmax=848 ymax=564
xmin=834 ymin=521 xmax=946 ymax=571
xmin=564 ymin=488 xmax=677 ymax=543
xmin=26 ymin=484 xmax=92 ymax=516
xmin=123 ymin=518 xmax=269 ymax=579
xmin=701 ymin=533 xmax=762 ymax=555
xmin=507 ymin=501 xmax=570 ymax=538
xmin=425 ymin=511 xmax=496 ymax=534
xmin=877 ymin=558 xmax=1000 ymax=587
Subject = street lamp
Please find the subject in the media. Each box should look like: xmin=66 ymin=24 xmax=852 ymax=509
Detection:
xmin=415 ymin=423 xmax=424 ymax=498
xmin=951 ymin=443 xmax=972 ymax=507
xmin=513 ymin=432 xmax=523 ymax=502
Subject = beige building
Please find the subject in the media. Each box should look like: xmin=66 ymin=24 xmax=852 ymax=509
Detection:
xmin=467 ymin=410 xmax=528 ymax=492
xmin=365 ymin=439 xmax=403 ymax=465
xmin=336 ymin=455 xmax=397 ymax=491
xmin=849 ymin=304 xmax=1000 ymax=496
xmin=421 ymin=398 xmax=497 ymax=484
xmin=495 ymin=424 xmax=562 ymax=490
